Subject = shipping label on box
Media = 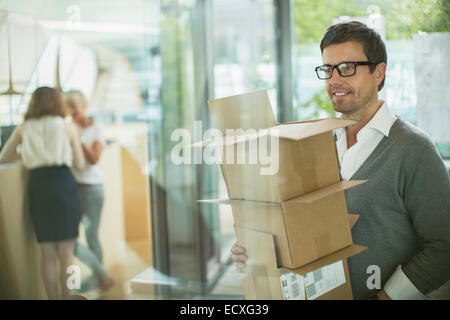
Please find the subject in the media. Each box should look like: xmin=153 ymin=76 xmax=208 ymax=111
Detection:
xmin=235 ymin=227 xmax=367 ymax=300
xmin=280 ymin=260 xmax=346 ymax=300
xmin=280 ymin=272 xmax=305 ymax=300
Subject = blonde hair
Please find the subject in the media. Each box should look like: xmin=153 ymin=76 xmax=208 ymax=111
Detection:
xmin=24 ymin=87 xmax=67 ymax=120
xmin=64 ymin=90 xmax=87 ymax=107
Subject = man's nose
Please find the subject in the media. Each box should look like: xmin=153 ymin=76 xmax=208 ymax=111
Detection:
xmin=327 ymin=68 xmax=345 ymax=84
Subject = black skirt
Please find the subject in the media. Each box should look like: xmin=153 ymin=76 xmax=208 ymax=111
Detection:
xmin=28 ymin=165 xmax=80 ymax=243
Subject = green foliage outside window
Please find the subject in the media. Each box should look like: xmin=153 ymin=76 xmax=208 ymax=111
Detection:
xmin=300 ymin=89 xmax=336 ymax=118
xmin=294 ymin=0 xmax=450 ymax=45
xmin=294 ymin=0 xmax=450 ymax=118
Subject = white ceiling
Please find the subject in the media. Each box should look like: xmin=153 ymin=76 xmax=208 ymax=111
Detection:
xmin=0 ymin=0 xmax=161 ymax=95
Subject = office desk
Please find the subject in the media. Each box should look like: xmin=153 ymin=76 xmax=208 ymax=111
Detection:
xmin=0 ymin=162 xmax=46 ymax=299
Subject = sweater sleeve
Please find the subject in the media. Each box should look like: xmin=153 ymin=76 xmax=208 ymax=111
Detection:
xmin=401 ymin=144 xmax=450 ymax=295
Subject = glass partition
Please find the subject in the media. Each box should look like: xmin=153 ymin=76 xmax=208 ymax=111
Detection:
xmin=1 ymin=0 xmax=447 ymax=302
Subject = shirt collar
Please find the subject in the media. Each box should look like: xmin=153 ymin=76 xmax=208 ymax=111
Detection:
xmin=364 ymin=101 xmax=397 ymax=137
xmin=334 ymin=101 xmax=397 ymax=138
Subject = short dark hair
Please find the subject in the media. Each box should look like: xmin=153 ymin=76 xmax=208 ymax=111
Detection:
xmin=24 ymin=87 xmax=67 ymax=120
xmin=320 ymin=21 xmax=387 ymax=91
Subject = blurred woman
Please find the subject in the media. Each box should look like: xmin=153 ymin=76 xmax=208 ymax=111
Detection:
xmin=0 ymin=87 xmax=85 ymax=299
xmin=65 ymin=90 xmax=115 ymax=291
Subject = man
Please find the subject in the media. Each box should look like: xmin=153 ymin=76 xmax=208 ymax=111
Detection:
xmin=231 ymin=21 xmax=450 ymax=300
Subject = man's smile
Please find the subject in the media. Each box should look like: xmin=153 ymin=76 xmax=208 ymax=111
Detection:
xmin=331 ymin=88 xmax=353 ymax=100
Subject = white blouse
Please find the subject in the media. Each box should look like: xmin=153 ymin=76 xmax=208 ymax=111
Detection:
xmin=21 ymin=116 xmax=73 ymax=169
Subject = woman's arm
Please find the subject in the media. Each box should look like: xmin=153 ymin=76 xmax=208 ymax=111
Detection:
xmin=65 ymin=122 xmax=85 ymax=171
xmin=0 ymin=124 xmax=24 ymax=163
xmin=82 ymin=140 xmax=103 ymax=165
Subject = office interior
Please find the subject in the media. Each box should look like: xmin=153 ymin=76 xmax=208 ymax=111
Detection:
xmin=0 ymin=0 xmax=449 ymax=300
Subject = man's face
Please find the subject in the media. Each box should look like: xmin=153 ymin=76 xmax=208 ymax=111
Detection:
xmin=322 ymin=41 xmax=380 ymax=116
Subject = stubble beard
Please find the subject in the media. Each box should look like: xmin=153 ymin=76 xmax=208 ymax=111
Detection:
xmin=330 ymin=89 xmax=375 ymax=121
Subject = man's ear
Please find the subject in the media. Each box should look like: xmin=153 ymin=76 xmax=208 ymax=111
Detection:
xmin=376 ymin=62 xmax=386 ymax=85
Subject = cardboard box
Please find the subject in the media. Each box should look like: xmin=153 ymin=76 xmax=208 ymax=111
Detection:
xmin=235 ymin=215 xmax=366 ymax=300
xmin=202 ymin=90 xmax=357 ymax=202
xmin=195 ymin=90 xmax=369 ymax=299
xmin=200 ymin=180 xmax=365 ymax=268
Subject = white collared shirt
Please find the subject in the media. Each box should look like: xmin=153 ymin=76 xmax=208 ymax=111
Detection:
xmin=335 ymin=101 xmax=397 ymax=180
xmin=335 ymin=102 xmax=429 ymax=300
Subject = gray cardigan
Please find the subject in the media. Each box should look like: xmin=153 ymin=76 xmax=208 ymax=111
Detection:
xmin=345 ymin=118 xmax=450 ymax=299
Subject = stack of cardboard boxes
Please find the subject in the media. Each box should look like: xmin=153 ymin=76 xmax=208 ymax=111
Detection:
xmin=198 ymin=90 xmax=368 ymax=300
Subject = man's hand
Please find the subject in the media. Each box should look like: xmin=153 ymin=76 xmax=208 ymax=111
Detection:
xmin=231 ymin=242 xmax=247 ymax=273
xmin=376 ymin=289 xmax=392 ymax=300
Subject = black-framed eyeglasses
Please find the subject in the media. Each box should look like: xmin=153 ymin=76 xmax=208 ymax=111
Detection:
xmin=315 ymin=61 xmax=380 ymax=80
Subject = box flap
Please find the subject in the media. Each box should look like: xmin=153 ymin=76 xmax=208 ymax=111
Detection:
xmin=186 ymin=136 xmax=215 ymax=148
xmin=186 ymin=127 xmax=270 ymax=149
xmin=197 ymin=198 xmax=279 ymax=208
xmin=208 ymin=90 xmax=278 ymax=131
xmin=283 ymin=244 xmax=367 ymax=275
xmin=285 ymin=180 xmax=367 ymax=204
xmin=235 ymin=227 xmax=284 ymax=299
xmin=235 ymin=227 xmax=278 ymax=269
xmin=271 ymin=119 xmax=356 ymax=141
xmin=206 ymin=89 xmax=356 ymax=147
xmin=280 ymin=118 xmax=325 ymax=125
xmin=348 ymin=214 xmax=359 ymax=229
xmin=189 ymin=118 xmax=357 ymax=149
xmin=187 ymin=137 xmax=216 ymax=148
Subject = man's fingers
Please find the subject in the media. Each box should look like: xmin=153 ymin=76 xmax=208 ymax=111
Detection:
xmin=231 ymin=243 xmax=245 ymax=254
xmin=231 ymin=253 xmax=247 ymax=263
xmin=231 ymin=242 xmax=247 ymax=273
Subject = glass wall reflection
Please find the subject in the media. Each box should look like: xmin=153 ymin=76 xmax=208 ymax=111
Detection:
xmin=0 ymin=0 xmax=448 ymax=301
